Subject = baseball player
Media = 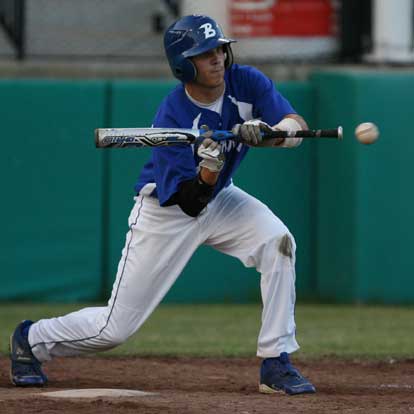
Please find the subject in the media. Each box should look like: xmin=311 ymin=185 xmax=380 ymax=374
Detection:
xmin=10 ymin=15 xmax=315 ymax=395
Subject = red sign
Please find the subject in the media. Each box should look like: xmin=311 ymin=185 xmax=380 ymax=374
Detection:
xmin=230 ymin=0 xmax=334 ymax=37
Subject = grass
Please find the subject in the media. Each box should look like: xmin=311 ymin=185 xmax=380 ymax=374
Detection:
xmin=1 ymin=303 xmax=414 ymax=360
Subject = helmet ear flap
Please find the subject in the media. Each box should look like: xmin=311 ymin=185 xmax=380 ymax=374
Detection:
xmin=173 ymin=57 xmax=197 ymax=83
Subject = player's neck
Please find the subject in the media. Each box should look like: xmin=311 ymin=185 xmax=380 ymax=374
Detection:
xmin=185 ymin=82 xmax=225 ymax=104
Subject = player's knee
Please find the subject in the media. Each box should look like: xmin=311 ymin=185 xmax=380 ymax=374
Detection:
xmin=255 ymin=232 xmax=296 ymax=272
xmin=278 ymin=233 xmax=295 ymax=258
xmin=265 ymin=231 xmax=296 ymax=258
xmin=99 ymin=328 xmax=131 ymax=347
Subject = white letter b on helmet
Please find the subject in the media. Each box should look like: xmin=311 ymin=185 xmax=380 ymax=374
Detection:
xmin=199 ymin=23 xmax=216 ymax=39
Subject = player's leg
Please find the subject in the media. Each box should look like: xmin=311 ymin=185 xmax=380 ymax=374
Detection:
xmin=11 ymin=195 xmax=201 ymax=385
xmin=203 ymin=185 xmax=298 ymax=356
xmin=202 ymin=184 xmax=315 ymax=394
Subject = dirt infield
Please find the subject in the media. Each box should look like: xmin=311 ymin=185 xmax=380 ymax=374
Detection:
xmin=1 ymin=356 xmax=414 ymax=413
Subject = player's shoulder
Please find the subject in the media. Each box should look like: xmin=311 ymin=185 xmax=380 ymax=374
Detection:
xmin=156 ymin=83 xmax=188 ymax=116
xmin=161 ymin=83 xmax=186 ymax=107
xmin=153 ymin=83 xmax=191 ymax=127
xmin=227 ymin=63 xmax=269 ymax=84
xmin=226 ymin=64 xmax=274 ymax=101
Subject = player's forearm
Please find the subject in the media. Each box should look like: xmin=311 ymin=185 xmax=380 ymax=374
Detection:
xmin=169 ymin=175 xmax=215 ymax=217
xmin=286 ymin=114 xmax=308 ymax=130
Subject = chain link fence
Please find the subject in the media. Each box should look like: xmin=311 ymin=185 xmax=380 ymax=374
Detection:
xmin=0 ymin=0 xmax=179 ymax=60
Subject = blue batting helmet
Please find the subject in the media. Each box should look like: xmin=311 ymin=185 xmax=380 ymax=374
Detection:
xmin=164 ymin=15 xmax=236 ymax=83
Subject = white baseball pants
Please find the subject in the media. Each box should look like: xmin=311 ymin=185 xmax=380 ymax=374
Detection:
xmin=29 ymin=184 xmax=299 ymax=362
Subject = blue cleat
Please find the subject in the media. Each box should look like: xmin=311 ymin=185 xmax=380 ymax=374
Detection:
xmin=10 ymin=320 xmax=48 ymax=386
xmin=259 ymin=352 xmax=316 ymax=395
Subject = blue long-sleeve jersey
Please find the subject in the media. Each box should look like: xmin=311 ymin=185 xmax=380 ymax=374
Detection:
xmin=134 ymin=64 xmax=296 ymax=205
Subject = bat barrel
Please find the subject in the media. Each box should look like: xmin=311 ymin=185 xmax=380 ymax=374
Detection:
xmin=95 ymin=128 xmax=200 ymax=148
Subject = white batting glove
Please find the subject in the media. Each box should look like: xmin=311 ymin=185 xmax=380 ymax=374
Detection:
xmin=197 ymin=137 xmax=225 ymax=173
xmin=232 ymin=119 xmax=273 ymax=146
xmin=274 ymin=118 xmax=303 ymax=147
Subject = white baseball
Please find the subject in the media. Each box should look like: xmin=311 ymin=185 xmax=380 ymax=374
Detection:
xmin=355 ymin=122 xmax=379 ymax=145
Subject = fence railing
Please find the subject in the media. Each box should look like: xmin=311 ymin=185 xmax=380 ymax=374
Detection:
xmin=0 ymin=0 xmax=25 ymax=59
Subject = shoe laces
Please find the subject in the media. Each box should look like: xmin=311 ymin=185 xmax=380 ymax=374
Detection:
xmin=271 ymin=353 xmax=303 ymax=379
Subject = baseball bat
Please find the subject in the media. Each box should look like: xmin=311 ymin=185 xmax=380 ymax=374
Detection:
xmin=95 ymin=126 xmax=343 ymax=148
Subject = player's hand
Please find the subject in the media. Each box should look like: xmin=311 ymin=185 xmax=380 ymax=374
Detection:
xmin=268 ymin=124 xmax=285 ymax=146
xmin=197 ymin=125 xmax=225 ymax=173
xmin=232 ymin=119 xmax=273 ymax=146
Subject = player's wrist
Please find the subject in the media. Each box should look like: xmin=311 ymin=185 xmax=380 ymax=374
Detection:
xmin=199 ymin=168 xmax=219 ymax=186
xmin=199 ymin=158 xmax=224 ymax=173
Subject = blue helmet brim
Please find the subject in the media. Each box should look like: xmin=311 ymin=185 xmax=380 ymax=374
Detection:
xmin=182 ymin=38 xmax=237 ymax=58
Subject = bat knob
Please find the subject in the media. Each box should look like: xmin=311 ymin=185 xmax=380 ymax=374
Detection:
xmin=338 ymin=126 xmax=343 ymax=140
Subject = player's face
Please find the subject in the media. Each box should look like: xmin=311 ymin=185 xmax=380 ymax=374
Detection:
xmin=191 ymin=46 xmax=226 ymax=88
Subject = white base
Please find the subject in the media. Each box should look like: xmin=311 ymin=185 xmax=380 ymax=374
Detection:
xmin=40 ymin=389 xmax=156 ymax=399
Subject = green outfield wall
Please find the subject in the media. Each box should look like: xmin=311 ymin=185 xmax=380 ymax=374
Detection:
xmin=1 ymin=71 xmax=413 ymax=304
xmin=312 ymin=70 xmax=414 ymax=303
xmin=0 ymin=80 xmax=107 ymax=301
